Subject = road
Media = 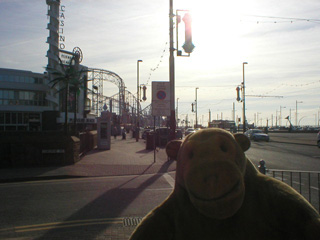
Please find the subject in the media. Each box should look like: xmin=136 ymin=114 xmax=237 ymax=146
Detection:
xmin=247 ymin=140 xmax=320 ymax=171
xmin=0 ymin=135 xmax=319 ymax=239
xmin=0 ymin=173 xmax=175 ymax=239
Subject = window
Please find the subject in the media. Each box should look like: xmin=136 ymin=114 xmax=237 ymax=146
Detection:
xmin=5 ymin=113 xmax=10 ymax=124
xmin=23 ymin=113 xmax=29 ymax=124
xmin=0 ymin=113 xmax=4 ymax=124
xmin=8 ymin=91 xmax=14 ymax=99
xmin=18 ymin=113 xmax=23 ymax=124
xmin=12 ymin=113 xmax=17 ymax=124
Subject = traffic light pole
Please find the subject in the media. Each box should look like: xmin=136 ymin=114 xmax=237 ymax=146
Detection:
xmin=242 ymin=62 xmax=248 ymax=133
xmin=169 ymin=0 xmax=176 ymax=140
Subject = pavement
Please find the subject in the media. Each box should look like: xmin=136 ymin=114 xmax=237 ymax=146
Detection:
xmin=0 ymin=136 xmax=176 ymax=183
xmin=0 ymin=132 xmax=316 ymax=183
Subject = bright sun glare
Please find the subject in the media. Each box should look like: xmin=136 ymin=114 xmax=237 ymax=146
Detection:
xmin=182 ymin=1 xmax=253 ymax=65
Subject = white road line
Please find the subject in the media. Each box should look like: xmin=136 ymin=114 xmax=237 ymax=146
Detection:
xmin=163 ymin=173 xmax=175 ymax=188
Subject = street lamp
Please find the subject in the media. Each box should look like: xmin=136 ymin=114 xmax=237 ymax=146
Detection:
xmin=256 ymin=112 xmax=261 ymax=127
xmin=92 ymin=85 xmax=99 ymax=116
xmin=242 ymin=62 xmax=248 ymax=133
xmin=176 ymin=98 xmax=179 ymax=128
xmin=195 ymin=87 xmax=199 ymax=128
xmin=136 ymin=59 xmax=143 ymax=142
xmin=280 ymin=106 xmax=286 ymax=127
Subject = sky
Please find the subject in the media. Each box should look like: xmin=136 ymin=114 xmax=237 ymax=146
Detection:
xmin=0 ymin=0 xmax=319 ymax=127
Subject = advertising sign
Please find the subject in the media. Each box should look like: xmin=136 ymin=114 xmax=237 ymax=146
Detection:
xmin=152 ymin=81 xmax=170 ymax=116
xmin=59 ymin=50 xmax=74 ymax=65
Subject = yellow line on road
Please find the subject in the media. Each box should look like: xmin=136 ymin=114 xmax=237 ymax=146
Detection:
xmin=0 ymin=218 xmax=123 ymax=233
xmin=16 ymin=221 xmax=123 ymax=233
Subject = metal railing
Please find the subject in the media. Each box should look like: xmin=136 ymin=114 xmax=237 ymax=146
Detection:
xmin=267 ymin=169 xmax=320 ymax=213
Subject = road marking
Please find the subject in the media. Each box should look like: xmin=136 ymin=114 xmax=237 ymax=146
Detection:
xmin=0 ymin=173 xmax=167 ymax=187
xmin=163 ymin=173 xmax=175 ymax=188
xmin=145 ymin=187 xmax=172 ymax=191
xmin=0 ymin=218 xmax=123 ymax=233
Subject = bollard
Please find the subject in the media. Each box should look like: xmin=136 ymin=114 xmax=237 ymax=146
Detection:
xmin=258 ymin=159 xmax=266 ymax=174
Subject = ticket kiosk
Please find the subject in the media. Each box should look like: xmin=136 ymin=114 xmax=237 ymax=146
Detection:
xmin=97 ymin=111 xmax=111 ymax=150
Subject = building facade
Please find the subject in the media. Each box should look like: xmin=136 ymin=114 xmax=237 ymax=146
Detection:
xmin=0 ymin=68 xmax=54 ymax=131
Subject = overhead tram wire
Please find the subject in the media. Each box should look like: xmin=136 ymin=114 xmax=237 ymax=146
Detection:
xmin=241 ymin=14 xmax=320 ymax=24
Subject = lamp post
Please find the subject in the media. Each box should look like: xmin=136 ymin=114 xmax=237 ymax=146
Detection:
xmin=296 ymin=100 xmax=303 ymax=127
xmin=257 ymin=112 xmax=261 ymax=127
xmin=136 ymin=59 xmax=143 ymax=142
xmin=242 ymin=62 xmax=248 ymax=133
xmin=195 ymin=87 xmax=199 ymax=128
xmin=280 ymin=106 xmax=286 ymax=127
xmin=92 ymin=85 xmax=99 ymax=116
xmin=169 ymin=0 xmax=176 ymax=140
xmin=176 ymin=98 xmax=179 ymax=128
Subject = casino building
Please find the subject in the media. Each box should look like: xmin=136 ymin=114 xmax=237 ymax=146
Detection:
xmin=0 ymin=0 xmax=92 ymax=132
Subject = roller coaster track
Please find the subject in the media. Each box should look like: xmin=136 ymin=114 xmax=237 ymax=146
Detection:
xmin=86 ymin=68 xmax=142 ymax=125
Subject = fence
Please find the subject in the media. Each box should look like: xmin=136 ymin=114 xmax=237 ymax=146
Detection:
xmin=267 ymin=169 xmax=320 ymax=213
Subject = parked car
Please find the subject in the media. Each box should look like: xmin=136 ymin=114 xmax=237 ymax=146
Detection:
xmin=185 ymin=128 xmax=196 ymax=136
xmin=245 ymin=129 xmax=270 ymax=142
xmin=317 ymin=131 xmax=320 ymax=148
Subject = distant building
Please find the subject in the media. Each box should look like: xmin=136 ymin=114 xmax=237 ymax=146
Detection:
xmin=209 ymin=120 xmax=236 ymax=132
xmin=0 ymin=67 xmax=92 ymax=132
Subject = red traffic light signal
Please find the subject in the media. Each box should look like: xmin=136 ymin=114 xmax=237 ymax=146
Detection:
xmin=142 ymin=85 xmax=147 ymax=101
xmin=182 ymin=13 xmax=195 ymax=54
xmin=236 ymin=86 xmax=241 ymax=102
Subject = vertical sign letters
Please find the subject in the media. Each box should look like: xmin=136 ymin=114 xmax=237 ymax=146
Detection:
xmin=59 ymin=5 xmax=66 ymax=50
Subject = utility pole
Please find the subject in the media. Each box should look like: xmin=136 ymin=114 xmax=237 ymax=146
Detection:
xmin=169 ymin=0 xmax=176 ymax=140
xmin=176 ymin=97 xmax=179 ymax=128
xmin=242 ymin=62 xmax=248 ymax=133
xmin=232 ymin=102 xmax=235 ymax=123
xmin=195 ymin=87 xmax=199 ymax=128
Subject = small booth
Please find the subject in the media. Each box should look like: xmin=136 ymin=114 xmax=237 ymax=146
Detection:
xmin=97 ymin=111 xmax=111 ymax=150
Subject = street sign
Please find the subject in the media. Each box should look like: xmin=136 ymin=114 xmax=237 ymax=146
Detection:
xmin=152 ymin=81 xmax=170 ymax=116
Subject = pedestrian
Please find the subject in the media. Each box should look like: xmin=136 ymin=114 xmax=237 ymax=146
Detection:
xmin=122 ymin=128 xmax=126 ymax=140
xmin=113 ymin=126 xmax=117 ymax=139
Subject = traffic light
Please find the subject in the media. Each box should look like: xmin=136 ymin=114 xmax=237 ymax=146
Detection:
xmin=236 ymin=86 xmax=241 ymax=102
xmin=182 ymin=12 xmax=195 ymax=54
xmin=191 ymin=103 xmax=194 ymax=112
xmin=142 ymin=85 xmax=147 ymax=101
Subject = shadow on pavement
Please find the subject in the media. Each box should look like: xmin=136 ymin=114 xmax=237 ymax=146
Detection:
xmin=36 ymin=160 xmax=174 ymax=240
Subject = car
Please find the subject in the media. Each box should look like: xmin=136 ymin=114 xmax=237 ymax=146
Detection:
xmin=317 ymin=131 xmax=320 ymax=148
xmin=185 ymin=128 xmax=196 ymax=136
xmin=245 ymin=129 xmax=270 ymax=142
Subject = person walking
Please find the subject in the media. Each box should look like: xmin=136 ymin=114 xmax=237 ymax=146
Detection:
xmin=113 ymin=126 xmax=117 ymax=139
